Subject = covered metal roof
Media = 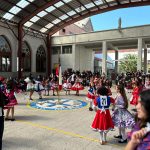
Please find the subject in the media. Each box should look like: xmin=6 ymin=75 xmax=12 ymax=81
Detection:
xmin=0 ymin=0 xmax=150 ymax=35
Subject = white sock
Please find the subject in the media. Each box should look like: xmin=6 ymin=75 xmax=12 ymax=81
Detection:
xmin=121 ymin=127 xmax=127 ymax=140
xmin=99 ymin=132 xmax=103 ymax=141
xmin=89 ymin=101 xmax=92 ymax=107
xmin=103 ymin=132 xmax=107 ymax=142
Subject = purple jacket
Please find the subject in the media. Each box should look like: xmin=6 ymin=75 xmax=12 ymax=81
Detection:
xmin=128 ymin=123 xmax=150 ymax=150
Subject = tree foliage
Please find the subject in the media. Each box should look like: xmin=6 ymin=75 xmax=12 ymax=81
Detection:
xmin=119 ymin=54 xmax=137 ymax=73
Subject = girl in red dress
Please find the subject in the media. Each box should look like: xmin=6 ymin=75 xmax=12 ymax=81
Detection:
xmin=4 ymin=79 xmax=18 ymax=121
xmin=91 ymin=86 xmax=115 ymax=145
xmin=130 ymin=80 xmax=143 ymax=106
xmin=71 ymin=76 xmax=84 ymax=96
xmin=86 ymin=81 xmax=96 ymax=111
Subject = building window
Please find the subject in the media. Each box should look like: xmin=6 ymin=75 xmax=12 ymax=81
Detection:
xmin=52 ymin=46 xmax=61 ymax=55
xmin=18 ymin=41 xmax=31 ymax=72
xmin=23 ymin=41 xmax=31 ymax=72
xmin=148 ymin=60 xmax=150 ymax=64
xmin=62 ymin=45 xmax=72 ymax=54
xmin=0 ymin=35 xmax=11 ymax=72
xmin=148 ymin=49 xmax=150 ymax=53
xmin=36 ymin=45 xmax=46 ymax=72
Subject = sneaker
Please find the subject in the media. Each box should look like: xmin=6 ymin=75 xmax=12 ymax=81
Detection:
xmin=114 ymin=135 xmax=122 ymax=139
xmin=118 ymin=139 xmax=127 ymax=143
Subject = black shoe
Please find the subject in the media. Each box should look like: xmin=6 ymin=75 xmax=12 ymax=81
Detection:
xmin=5 ymin=118 xmax=10 ymax=121
xmin=53 ymin=94 xmax=56 ymax=96
xmin=89 ymin=107 xmax=93 ymax=111
xmin=11 ymin=118 xmax=15 ymax=121
xmin=114 ymin=135 xmax=122 ymax=139
xmin=131 ymin=108 xmax=137 ymax=112
xmin=118 ymin=139 xmax=127 ymax=143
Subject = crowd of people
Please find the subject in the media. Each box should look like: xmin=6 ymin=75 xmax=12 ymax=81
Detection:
xmin=0 ymin=70 xmax=150 ymax=149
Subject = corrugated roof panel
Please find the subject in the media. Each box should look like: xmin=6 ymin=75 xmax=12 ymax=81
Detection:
xmin=24 ymin=21 xmax=33 ymax=27
xmin=0 ymin=0 xmax=148 ymax=35
xmin=37 ymin=11 xmax=48 ymax=17
xmin=45 ymin=6 xmax=56 ymax=13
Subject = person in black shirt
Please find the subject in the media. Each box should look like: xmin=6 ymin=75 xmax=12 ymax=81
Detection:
xmin=0 ymin=78 xmax=8 ymax=150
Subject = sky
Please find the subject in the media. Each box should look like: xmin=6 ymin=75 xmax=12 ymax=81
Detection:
xmin=91 ymin=5 xmax=150 ymax=61
xmin=91 ymin=6 xmax=150 ymax=31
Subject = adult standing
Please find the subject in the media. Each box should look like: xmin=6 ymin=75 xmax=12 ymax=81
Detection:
xmin=0 ymin=77 xmax=7 ymax=150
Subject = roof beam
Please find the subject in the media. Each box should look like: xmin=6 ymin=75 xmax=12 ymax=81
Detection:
xmin=29 ymin=0 xmax=61 ymax=27
xmin=62 ymin=1 xmax=82 ymax=16
xmin=76 ymin=0 xmax=90 ymax=13
xmin=19 ymin=0 xmax=61 ymax=25
xmin=91 ymin=0 xmax=100 ymax=10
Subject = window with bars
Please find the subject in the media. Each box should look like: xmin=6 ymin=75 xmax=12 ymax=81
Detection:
xmin=0 ymin=35 xmax=11 ymax=72
xmin=62 ymin=45 xmax=72 ymax=54
xmin=52 ymin=46 xmax=61 ymax=55
xmin=20 ymin=41 xmax=31 ymax=72
xmin=36 ymin=45 xmax=46 ymax=72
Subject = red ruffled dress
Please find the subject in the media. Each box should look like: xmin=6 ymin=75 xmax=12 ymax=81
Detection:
xmin=63 ymin=80 xmax=72 ymax=91
xmin=71 ymin=79 xmax=84 ymax=91
xmin=130 ymin=87 xmax=140 ymax=106
xmin=91 ymin=96 xmax=115 ymax=132
xmin=86 ymin=87 xmax=96 ymax=101
xmin=4 ymin=89 xmax=18 ymax=109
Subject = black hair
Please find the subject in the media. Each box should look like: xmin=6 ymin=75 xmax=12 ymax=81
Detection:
xmin=97 ymin=86 xmax=108 ymax=96
xmin=139 ymin=89 xmax=150 ymax=127
xmin=117 ymin=85 xmax=128 ymax=108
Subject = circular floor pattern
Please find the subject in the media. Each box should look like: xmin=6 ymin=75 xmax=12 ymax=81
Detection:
xmin=30 ymin=98 xmax=87 ymax=110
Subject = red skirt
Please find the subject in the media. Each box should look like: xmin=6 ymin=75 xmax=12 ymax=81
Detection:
xmin=130 ymin=95 xmax=139 ymax=106
xmin=4 ymin=99 xmax=18 ymax=109
xmin=71 ymin=83 xmax=84 ymax=91
xmin=91 ymin=109 xmax=114 ymax=132
xmin=87 ymin=92 xmax=95 ymax=99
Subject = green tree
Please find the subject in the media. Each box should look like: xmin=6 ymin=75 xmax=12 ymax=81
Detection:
xmin=119 ymin=54 xmax=137 ymax=73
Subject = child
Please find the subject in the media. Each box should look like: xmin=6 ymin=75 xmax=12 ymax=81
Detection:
xmin=86 ymin=81 xmax=96 ymax=111
xmin=91 ymin=86 xmax=115 ymax=145
xmin=4 ymin=79 xmax=18 ymax=121
xmin=71 ymin=76 xmax=84 ymax=96
xmin=43 ymin=77 xmax=50 ymax=96
xmin=24 ymin=77 xmax=35 ymax=100
xmin=63 ymin=78 xmax=72 ymax=95
xmin=34 ymin=75 xmax=44 ymax=99
xmin=112 ymin=85 xmax=135 ymax=143
xmin=130 ymin=80 xmax=143 ymax=109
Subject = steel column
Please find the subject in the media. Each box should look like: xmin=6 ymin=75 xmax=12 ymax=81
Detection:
xmin=46 ymin=35 xmax=51 ymax=76
xmin=18 ymin=24 xmax=23 ymax=79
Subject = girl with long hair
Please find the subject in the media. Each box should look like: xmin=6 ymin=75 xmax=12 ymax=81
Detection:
xmin=112 ymin=85 xmax=135 ymax=143
xmin=125 ymin=89 xmax=150 ymax=150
